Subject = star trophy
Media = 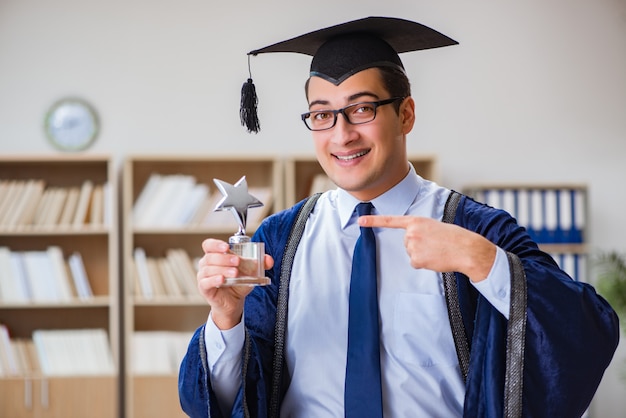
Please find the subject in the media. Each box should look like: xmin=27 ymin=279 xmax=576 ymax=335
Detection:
xmin=213 ymin=176 xmax=271 ymax=286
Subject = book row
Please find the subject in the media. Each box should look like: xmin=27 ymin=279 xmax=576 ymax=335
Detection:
xmin=0 ymin=246 xmax=92 ymax=304
xmin=0 ymin=325 xmax=114 ymax=377
xmin=132 ymin=173 xmax=272 ymax=229
xmin=0 ymin=324 xmax=191 ymax=378
xmin=132 ymin=331 xmax=192 ymax=375
xmin=132 ymin=247 xmax=203 ymax=300
xmin=469 ymin=187 xmax=586 ymax=244
xmin=0 ymin=179 xmax=111 ymax=230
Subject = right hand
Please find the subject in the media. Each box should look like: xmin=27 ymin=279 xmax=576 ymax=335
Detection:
xmin=197 ymin=238 xmax=274 ymax=330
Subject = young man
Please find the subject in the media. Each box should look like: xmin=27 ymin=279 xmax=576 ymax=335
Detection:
xmin=179 ymin=17 xmax=619 ymax=418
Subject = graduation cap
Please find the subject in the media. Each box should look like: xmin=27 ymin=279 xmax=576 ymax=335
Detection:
xmin=240 ymin=16 xmax=458 ymax=133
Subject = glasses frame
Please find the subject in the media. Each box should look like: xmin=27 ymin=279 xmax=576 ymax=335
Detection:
xmin=301 ymin=97 xmax=405 ymax=131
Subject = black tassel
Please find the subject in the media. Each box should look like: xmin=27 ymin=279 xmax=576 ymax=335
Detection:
xmin=240 ymin=78 xmax=260 ymax=133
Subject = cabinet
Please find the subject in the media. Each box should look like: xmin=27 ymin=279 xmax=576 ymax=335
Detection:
xmin=122 ymin=155 xmax=282 ymax=418
xmin=284 ymin=154 xmax=439 ymax=206
xmin=463 ymin=184 xmax=588 ymax=282
xmin=0 ymin=155 xmax=119 ymax=417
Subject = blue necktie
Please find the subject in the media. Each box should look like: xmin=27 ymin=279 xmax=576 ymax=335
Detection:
xmin=345 ymin=202 xmax=383 ymax=418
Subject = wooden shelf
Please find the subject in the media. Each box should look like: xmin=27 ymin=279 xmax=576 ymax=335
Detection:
xmin=122 ymin=155 xmax=282 ymax=418
xmin=0 ymin=155 xmax=119 ymax=417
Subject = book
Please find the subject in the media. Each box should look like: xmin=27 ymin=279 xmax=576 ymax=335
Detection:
xmin=0 ymin=180 xmax=22 ymax=227
xmin=7 ymin=179 xmax=45 ymax=229
xmin=21 ymin=250 xmax=59 ymax=302
xmin=32 ymin=328 xmax=115 ymax=376
xmin=0 ymin=180 xmax=11 ymax=224
xmin=132 ymin=331 xmax=194 ymax=375
xmin=188 ymin=192 xmax=215 ymax=226
xmin=146 ymin=257 xmax=166 ymax=297
xmin=89 ymin=183 xmax=104 ymax=226
xmin=544 ymin=190 xmax=558 ymax=243
xmin=132 ymin=173 xmax=162 ymax=226
xmin=179 ymin=182 xmax=210 ymax=226
xmin=47 ymin=246 xmax=74 ymax=301
xmin=43 ymin=187 xmax=68 ymax=227
xmin=0 ymin=323 xmax=19 ymax=376
xmin=157 ymin=257 xmax=183 ymax=297
xmin=133 ymin=247 xmax=153 ymax=299
xmin=9 ymin=251 xmax=31 ymax=302
xmin=32 ymin=186 xmax=55 ymax=226
xmin=58 ymin=186 xmax=81 ymax=227
xmin=156 ymin=174 xmax=198 ymax=227
xmin=72 ymin=180 xmax=94 ymax=228
xmin=139 ymin=174 xmax=199 ymax=227
xmin=68 ymin=252 xmax=93 ymax=299
xmin=0 ymin=247 xmax=30 ymax=303
xmin=132 ymin=331 xmax=173 ymax=375
xmin=165 ymin=249 xmax=198 ymax=297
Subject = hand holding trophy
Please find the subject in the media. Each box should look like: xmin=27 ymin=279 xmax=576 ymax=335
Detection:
xmin=213 ymin=176 xmax=271 ymax=286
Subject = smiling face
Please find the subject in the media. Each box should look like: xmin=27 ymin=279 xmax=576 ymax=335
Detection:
xmin=306 ymin=68 xmax=416 ymax=201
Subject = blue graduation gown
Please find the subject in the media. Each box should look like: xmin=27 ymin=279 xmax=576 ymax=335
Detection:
xmin=178 ymin=194 xmax=619 ymax=418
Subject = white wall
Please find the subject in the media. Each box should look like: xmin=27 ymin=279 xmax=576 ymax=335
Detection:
xmin=1 ymin=0 xmax=625 ymax=415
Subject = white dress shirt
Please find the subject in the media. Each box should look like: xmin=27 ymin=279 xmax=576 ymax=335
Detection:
xmin=205 ymin=167 xmax=511 ymax=417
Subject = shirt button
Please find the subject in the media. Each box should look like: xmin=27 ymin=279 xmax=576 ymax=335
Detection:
xmin=498 ymin=289 xmax=507 ymax=299
xmin=215 ymin=341 xmax=223 ymax=350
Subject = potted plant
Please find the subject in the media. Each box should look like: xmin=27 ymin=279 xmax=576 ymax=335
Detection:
xmin=595 ymin=250 xmax=626 ymax=330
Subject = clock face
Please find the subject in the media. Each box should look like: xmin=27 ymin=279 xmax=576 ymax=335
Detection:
xmin=44 ymin=98 xmax=99 ymax=151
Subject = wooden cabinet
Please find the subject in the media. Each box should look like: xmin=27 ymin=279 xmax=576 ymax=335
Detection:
xmin=0 ymin=377 xmax=116 ymax=418
xmin=122 ymin=155 xmax=282 ymax=418
xmin=284 ymin=154 xmax=439 ymax=206
xmin=0 ymin=156 xmax=119 ymax=417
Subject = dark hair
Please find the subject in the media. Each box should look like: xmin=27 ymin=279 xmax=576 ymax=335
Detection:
xmin=378 ymin=66 xmax=411 ymax=113
xmin=304 ymin=66 xmax=411 ymax=114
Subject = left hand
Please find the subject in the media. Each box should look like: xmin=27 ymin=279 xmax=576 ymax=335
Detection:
xmin=358 ymin=215 xmax=497 ymax=283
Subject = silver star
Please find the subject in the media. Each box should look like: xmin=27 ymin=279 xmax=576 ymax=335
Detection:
xmin=213 ymin=176 xmax=263 ymax=236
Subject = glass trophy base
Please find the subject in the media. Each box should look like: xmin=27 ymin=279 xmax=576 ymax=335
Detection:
xmin=222 ymin=276 xmax=271 ymax=287
xmin=224 ymin=240 xmax=270 ymax=286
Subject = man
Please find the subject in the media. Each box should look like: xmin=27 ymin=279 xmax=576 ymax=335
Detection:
xmin=179 ymin=17 xmax=619 ymax=418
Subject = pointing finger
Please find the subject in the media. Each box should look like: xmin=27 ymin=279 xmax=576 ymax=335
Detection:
xmin=358 ymin=215 xmax=412 ymax=229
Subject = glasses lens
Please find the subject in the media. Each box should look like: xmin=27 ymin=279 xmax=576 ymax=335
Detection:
xmin=344 ymin=102 xmax=377 ymax=125
xmin=305 ymin=110 xmax=335 ymax=131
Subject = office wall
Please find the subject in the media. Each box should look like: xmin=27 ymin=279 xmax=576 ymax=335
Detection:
xmin=1 ymin=0 xmax=625 ymax=416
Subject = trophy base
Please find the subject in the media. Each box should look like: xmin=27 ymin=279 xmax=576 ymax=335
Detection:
xmin=222 ymin=277 xmax=271 ymax=287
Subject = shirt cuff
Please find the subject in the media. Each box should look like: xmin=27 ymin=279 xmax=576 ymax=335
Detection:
xmin=204 ymin=311 xmax=245 ymax=368
xmin=470 ymin=247 xmax=511 ymax=319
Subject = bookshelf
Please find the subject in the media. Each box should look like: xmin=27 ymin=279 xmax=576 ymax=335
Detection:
xmin=0 ymin=155 xmax=119 ymax=418
xmin=122 ymin=155 xmax=282 ymax=418
xmin=463 ymin=184 xmax=588 ymax=282
xmin=284 ymin=154 xmax=439 ymax=206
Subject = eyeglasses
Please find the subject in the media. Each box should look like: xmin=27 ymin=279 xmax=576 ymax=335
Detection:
xmin=301 ymin=97 xmax=405 ymax=131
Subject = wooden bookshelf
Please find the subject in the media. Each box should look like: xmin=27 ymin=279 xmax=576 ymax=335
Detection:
xmin=284 ymin=154 xmax=439 ymax=206
xmin=122 ymin=155 xmax=282 ymax=418
xmin=0 ymin=155 xmax=119 ymax=418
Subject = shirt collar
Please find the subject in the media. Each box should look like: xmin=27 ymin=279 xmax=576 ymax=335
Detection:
xmin=336 ymin=164 xmax=422 ymax=229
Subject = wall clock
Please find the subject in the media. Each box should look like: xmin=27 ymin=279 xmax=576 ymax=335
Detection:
xmin=44 ymin=97 xmax=99 ymax=151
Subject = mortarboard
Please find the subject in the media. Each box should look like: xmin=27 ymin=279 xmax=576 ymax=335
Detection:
xmin=240 ymin=16 xmax=458 ymax=133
